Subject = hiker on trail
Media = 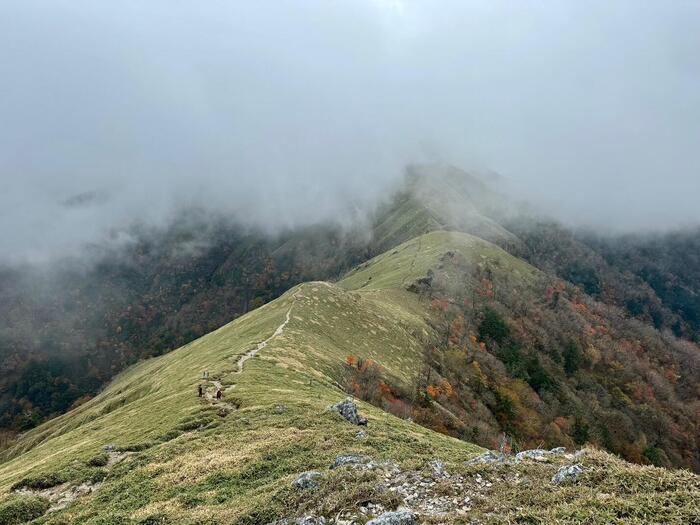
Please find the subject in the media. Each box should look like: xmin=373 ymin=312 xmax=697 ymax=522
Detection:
xmin=216 ymin=389 xmax=222 ymax=400
xmin=202 ymin=371 xmax=209 ymax=380
xmin=198 ymin=384 xmax=203 ymax=397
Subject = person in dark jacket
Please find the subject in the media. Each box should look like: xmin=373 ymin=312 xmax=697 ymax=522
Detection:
xmin=216 ymin=389 xmax=222 ymax=400
xmin=198 ymin=384 xmax=203 ymax=397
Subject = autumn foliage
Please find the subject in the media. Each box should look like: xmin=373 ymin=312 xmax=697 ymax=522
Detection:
xmin=343 ymin=355 xmax=411 ymax=420
xmin=400 ymin=250 xmax=700 ymax=470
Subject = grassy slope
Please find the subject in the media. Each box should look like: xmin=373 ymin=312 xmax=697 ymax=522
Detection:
xmin=369 ymin=165 xmax=520 ymax=255
xmin=0 ymin=231 xmax=698 ymax=524
xmin=341 ymin=230 xmax=538 ymax=293
xmin=0 ymin=232 xmax=484 ymax=522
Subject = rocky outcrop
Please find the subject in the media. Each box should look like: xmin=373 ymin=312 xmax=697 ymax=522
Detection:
xmin=277 ymin=450 xmax=592 ymax=524
xmin=515 ymin=447 xmax=567 ymax=462
xmin=332 ymin=455 xmax=371 ymax=469
xmin=465 ymin=447 xmax=569 ymax=466
xmin=272 ymin=515 xmax=326 ymax=525
xmin=297 ymin=516 xmax=326 ymax=525
xmin=464 ymin=451 xmax=505 ymax=465
xmin=429 ymin=459 xmax=448 ymax=478
xmin=366 ymin=510 xmax=417 ymax=525
xmin=14 ymin=481 xmax=103 ymax=513
xmin=329 ymin=398 xmax=367 ymax=426
xmin=552 ymin=464 xmax=584 ymax=484
xmin=293 ymin=471 xmax=321 ymax=490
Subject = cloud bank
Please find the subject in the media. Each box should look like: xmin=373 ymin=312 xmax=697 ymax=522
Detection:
xmin=1 ymin=1 xmax=699 ymax=260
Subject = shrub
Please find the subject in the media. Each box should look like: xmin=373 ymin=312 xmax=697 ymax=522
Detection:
xmin=116 ymin=442 xmax=153 ymax=452
xmin=343 ymin=356 xmax=385 ymax=405
xmin=563 ymin=341 xmax=582 ymax=376
xmin=491 ymin=388 xmax=516 ymax=433
xmin=87 ymin=452 xmax=110 ymax=467
xmin=158 ymin=430 xmax=183 ymax=443
xmin=87 ymin=468 xmax=108 ymax=483
xmin=497 ymin=344 xmax=528 ymax=378
xmin=525 ymin=356 xmax=556 ymax=393
xmin=572 ymin=417 xmax=590 ymax=445
xmin=643 ymin=446 xmax=670 ymax=467
xmin=0 ymin=495 xmax=49 ymax=525
xmin=478 ymin=307 xmax=510 ymax=345
xmin=11 ymin=472 xmax=65 ymax=491
xmin=562 ymin=261 xmax=601 ymax=296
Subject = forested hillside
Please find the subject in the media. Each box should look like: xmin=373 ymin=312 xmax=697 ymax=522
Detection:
xmin=0 ymin=165 xmax=495 ymax=433
xmin=0 ymin=229 xmax=697 ymax=524
xmin=1 ymin=167 xmax=699 ymax=472
xmin=505 ymin=220 xmax=700 ymax=343
xmin=0 ymin=219 xmax=370 ymax=432
xmin=584 ymin=229 xmax=700 ymax=338
xmin=339 ymin=232 xmax=699 ymax=471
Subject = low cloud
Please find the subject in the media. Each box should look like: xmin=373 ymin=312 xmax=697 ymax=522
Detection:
xmin=1 ymin=1 xmax=699 ymax=261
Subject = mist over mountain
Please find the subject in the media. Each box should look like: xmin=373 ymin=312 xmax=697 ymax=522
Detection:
xmin=2 ymin=1 xmax=700 ymax=262
xmin=0 ymin=5 xmax=700 ymax=519
xmin=0 ymin=165 xmax=698 ymax=525
xmin=1 ymin=166 xmax=699 ymax=473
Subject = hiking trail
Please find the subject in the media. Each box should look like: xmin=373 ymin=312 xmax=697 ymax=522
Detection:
xmin=204 ymin=292 xmax=298 ymax=409
xmin=235 ymin=305 xmax=294 ymax=374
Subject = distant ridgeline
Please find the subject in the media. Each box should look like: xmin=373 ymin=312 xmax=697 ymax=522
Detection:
xmin=0 ymin=165 xmax=698 ymax=472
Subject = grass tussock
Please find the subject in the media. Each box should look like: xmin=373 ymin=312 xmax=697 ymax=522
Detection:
xmin=0 ymin=495 xmax=49 ymax=525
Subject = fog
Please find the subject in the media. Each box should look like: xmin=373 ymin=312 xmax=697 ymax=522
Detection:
xmin=1 ymin=1 xmax=699 ymax=261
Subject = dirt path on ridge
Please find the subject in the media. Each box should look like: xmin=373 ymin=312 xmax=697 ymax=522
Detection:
xmin=234 ymin=306 xmax=294 ymax=374
xmin=204 ymin=291 xmax=298 ymax=409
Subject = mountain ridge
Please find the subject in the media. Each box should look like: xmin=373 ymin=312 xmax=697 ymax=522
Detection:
xmin=0 ymin=167 xmax=699 ymax=522
xmin=2 ymin=169 xmax=699 ymax=466
xmin=0 ymin=224 xmax=698 ymax=522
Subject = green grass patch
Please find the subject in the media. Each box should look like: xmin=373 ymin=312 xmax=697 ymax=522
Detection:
xmin=0 ymin=495 xmax=49 ymax=525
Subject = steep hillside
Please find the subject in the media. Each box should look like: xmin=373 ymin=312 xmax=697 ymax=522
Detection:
xmin=0 ymin=231 xmax=698 ymax=524
xmin=341 ymin=232 xmax=700 ymax=470
xmin=504 ymin=219 xmax=700 ymax=341
xmin=1 ymin=166 xmax=699 ymax=473
xmin=584 ymin=227 xmax=700 ymax=339
xmin=0 ymin=219 xmax=371 ymax=433
xmin=0 ymin=164 xmax=512 ymax=435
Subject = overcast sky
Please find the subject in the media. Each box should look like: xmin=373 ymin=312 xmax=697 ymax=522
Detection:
xmin=1 ymin=1 xmax=699 ymax=261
